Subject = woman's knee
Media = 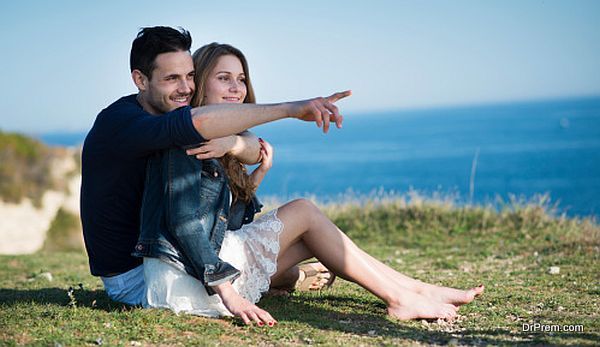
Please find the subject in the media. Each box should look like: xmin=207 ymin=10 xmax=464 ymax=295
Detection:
xmin=286 ymin=198 xmax=320 ymax=214
xmin=277 ymin=199 xmax=320 ymax=229
xmin=289 ymin=198 xmax=326 ymax=227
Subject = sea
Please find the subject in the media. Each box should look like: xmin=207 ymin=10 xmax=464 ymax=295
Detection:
xmin=39 ymin=97 xmax=600 ymax=218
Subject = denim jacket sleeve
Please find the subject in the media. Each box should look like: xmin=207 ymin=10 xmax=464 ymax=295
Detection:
xmin=227 ymin=194 xmax=263 ymax=231
xmin=164 ymin=149 xmax=240 ymax=291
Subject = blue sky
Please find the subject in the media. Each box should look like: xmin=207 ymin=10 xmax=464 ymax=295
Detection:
xmin=1 ymin=0 xmax=599 ymax=133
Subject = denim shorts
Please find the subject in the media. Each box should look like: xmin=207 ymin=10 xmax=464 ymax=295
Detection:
xmin=101 ymin=264 xmax=147 ymax=306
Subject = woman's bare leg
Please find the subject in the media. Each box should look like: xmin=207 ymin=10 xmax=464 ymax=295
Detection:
xmin=274 ymin=199 xmax=460 ymax=320
xmin=269 ymin=200 xmax=483 ymax=304
xmin=270 ymin=238 xmax=333 ymax=290
xmin=268 ymin=201 xmax=482 ymax=304
xmin=269 ymin=242 xmax=308 ymax=288
xmin=271 ymin=226 xmax=483 ymax=304
xmin=352 ymin=247 xmax=484 ymax=305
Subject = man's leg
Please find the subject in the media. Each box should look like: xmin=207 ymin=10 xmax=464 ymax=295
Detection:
xmin=100 ymin=264 xmax=147 ymax=306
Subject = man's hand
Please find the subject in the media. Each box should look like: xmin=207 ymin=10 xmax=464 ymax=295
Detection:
xmin=213 ymin=282 xmax=277 ymax=326
xmin=288 ymin=90 xmax=352 ymax=133
xmin=186 ymin=132 xmax=260 ymax=164
xmin=185 ymin=136 xmax=237 ymax=160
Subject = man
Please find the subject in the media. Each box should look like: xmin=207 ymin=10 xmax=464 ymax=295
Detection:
xmin=81 ymin=26 xmax=349 ymax=305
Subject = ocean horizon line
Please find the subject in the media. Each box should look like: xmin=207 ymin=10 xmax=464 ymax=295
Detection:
xmin=2 ymin=93 xmax=598 ymax=139
xmin=347 ymin=93 xmax=600 ymax=118
xmin=2 ymin=95 xmax=598 ymax=218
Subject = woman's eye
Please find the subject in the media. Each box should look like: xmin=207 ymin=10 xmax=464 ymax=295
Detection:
xmin=218 ymin=76 xmax=229 ymax=81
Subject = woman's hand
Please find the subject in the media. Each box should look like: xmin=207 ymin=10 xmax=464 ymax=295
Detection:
xmin=257 ymin=138 xmax=273 ymax=172
xmin=250 ymin=138 xmax=273 ymax=189
xmin=213 ymin=282 xmax=277 ymax=326
xmin=186 ymin=136 xmax=237 ymax=159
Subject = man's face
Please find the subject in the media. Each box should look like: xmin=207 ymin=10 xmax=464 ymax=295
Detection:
xmin=136 ymin=51 xmax=195 ymax=114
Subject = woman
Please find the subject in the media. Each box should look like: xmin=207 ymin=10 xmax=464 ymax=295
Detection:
xmin=137 ymin=43 xmax=484 ymax=325
xmin=188 ymin=43 xmax=334 ymax=294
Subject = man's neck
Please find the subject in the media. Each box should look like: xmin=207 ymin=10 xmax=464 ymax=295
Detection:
xmin=136 ymin=93 xmax=160 ymax=115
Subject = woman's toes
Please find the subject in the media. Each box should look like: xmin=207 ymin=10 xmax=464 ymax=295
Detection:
xmin=445 ymin=307 xmax=457 ymax=318
xmin=465 ymin=285 xmax=484 ymax=300
xmin=310 ymin=274 xmax=330 ymax=289
xmin=446 ymin=303 xmax=459 ymax=312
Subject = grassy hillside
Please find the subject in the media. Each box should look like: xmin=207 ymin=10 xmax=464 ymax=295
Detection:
xmin=1 ymin=202 xmax=598 ymax=346
xmin=0 ymin=130 xmax=59 ymax=206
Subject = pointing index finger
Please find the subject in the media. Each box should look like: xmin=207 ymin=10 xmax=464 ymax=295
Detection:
xmin=326 ymin=90 xmax=352 ymax=103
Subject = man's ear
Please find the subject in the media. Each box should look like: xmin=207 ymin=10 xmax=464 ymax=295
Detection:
xmin=131 ymin=69 xmax=149 ymax=91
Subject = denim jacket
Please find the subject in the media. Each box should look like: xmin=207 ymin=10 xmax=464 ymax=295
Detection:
xmin=132 ymin=148 xmax=262 ymax=295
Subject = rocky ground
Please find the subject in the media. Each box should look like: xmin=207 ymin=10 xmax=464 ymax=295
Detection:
xmin=0 ymin=153 xmax=81 ymax=255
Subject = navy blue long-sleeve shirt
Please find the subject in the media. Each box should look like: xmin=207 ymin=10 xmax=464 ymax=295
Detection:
xmin=81 ymin=94 xmax=205 ymax=276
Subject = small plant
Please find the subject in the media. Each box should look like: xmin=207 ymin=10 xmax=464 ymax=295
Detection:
xmin=66 ymin=283 xmax=84 ymax=308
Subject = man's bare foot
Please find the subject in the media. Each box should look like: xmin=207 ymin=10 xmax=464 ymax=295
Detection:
xmin=387 ymin=291 xmax=458 ymax=321
xmin=421 ymin=284 xmax=484 ymax=306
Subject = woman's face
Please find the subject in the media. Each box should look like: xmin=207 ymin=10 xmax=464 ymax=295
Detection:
xmin=203 ymin=54 xmax=247 ymax=105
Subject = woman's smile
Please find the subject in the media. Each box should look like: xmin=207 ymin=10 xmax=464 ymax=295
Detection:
xmin=222 ymin=96 xmax=241 ymax=103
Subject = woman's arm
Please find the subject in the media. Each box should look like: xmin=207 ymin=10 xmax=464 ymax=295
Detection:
xmin=184 ymin=131 xmax=261 ymax=164
xmin=249 ymin=138 xmax=273 ymax=189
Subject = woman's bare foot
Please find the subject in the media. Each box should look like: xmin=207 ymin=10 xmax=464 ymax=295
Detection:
xmin=269 ymin=262 xmax=335 ymax=294
xmin=421 ymin=284 xmax=484 ymax=306
xmin=386 ymin=291 xmax=459 ymax=321
xmin=265 ymin=288 xmax=292 ymax=297
xmin=295 ymin=262 xmax=335 ymax=291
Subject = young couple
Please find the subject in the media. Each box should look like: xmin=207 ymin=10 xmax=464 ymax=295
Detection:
xmin=81 ymin=26 xmax=483 ymax=326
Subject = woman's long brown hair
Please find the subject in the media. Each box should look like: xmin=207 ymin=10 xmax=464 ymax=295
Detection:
xmin=191 ymin=43 xmax=257 ymax=202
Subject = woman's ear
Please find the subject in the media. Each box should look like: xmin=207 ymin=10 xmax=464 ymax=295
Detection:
xmin=131 ymin=69 xmax=149 ymax=91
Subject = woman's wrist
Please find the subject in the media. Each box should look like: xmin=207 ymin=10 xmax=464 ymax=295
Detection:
xmin=228 ymin=134 xmax=262 ymax=164
xmin=226 ymin=135 xmax=241 ymax=155
xmin=212 ymin=282 xmax=245 ymax=309
xmin=211 ymin=281 xmax=235 ymax=297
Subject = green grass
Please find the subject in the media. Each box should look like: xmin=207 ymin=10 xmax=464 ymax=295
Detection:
xmin=1 ymin=202 xmax=598 ymax=346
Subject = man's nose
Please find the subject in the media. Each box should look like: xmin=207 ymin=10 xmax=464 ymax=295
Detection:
xmin=178 ymin=79 xmax=193 ymax=94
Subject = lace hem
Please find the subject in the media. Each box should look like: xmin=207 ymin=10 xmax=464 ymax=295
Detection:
xmin=220 ymin=209 xmax=284 ymax=303
xmin=144 ymin=208 xmax=284 ymax=316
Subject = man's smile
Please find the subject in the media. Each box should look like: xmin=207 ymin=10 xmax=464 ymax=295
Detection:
xmin=172 ymin=95 xmax=191 ymax=105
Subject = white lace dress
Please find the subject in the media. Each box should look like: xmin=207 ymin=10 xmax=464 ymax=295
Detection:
xmin=143 ymin=209 xmax=283 ymax=317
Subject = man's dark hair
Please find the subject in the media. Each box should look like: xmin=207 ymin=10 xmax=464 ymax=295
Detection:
xmin=130 ymin=26 xmax=192 ymax=79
